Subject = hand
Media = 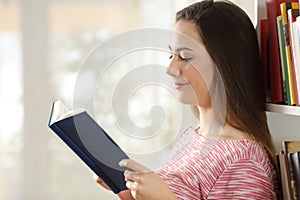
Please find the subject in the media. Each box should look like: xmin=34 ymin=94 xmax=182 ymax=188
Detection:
xmin=94 ymin=174 xmax=134 ymax=200
xmin=119 ymin=159 xmax=178 ymax=200
xmin=93 ymin=174 xmax=110 ymax=190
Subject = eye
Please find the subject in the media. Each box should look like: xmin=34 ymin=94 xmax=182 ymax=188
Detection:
xmin=168 ymin=52 xmax=192 ymax=61
xmin=179 ymin=55 xmax=192 ymax=61
xmin=179 ymin=52 xmax=192 ymax=62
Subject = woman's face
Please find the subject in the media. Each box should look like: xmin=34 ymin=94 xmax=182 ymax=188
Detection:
xmin=167 ymin=19 xmax=215 ymax=108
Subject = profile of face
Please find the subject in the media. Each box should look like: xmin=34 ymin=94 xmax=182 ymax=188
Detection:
xmin=167 ymin=19 xmax=215 ymax=108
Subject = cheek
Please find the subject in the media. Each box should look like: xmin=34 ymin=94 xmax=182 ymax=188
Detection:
xmin=191 ymin=75 xmax=210 ymax=100
xmin=183 ymin=66 xmax=211 ymax=105
xmin=184 ymin=66 xmax=208 ymax=93
xmin=189 ymin=51 xmax=215 ymax=88
xmin=181 ymin=64 xmax=199 ymax=81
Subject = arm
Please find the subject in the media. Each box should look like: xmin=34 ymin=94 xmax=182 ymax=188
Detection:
xmin=120 ymin=159 xmax=178 ymax=200
xmin=208 ymin=160 xmax=277 ymax=199
xmin=95 ymin=159 xmax=178 ymax=200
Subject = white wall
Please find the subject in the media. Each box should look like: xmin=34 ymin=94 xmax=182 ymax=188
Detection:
xmin=267 ymin=112 xmax=300 ymax=151
xmin=232 ymin=0 xmax=258 ymax=26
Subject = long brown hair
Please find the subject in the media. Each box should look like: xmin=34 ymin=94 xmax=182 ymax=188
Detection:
xmin=176 ymin=0 xmax=276 ymax=164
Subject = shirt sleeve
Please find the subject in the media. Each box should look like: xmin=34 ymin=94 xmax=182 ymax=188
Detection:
xmin=207 ymin=160 xmax=277 ymax=200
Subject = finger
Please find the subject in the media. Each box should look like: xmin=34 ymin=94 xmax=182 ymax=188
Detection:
xmin=117 ymin=190 xmax=135 ymax=200
xmin=96 ymin=179 xmax=111 ymax=190
xmin=124 ymin=170 xmax=141 ymax=183
xmin=119 ymin=159 xmax=151 ymax=173
xmin=131 ymin=190 xmax=137 ymax=199
xmin=124 ymin=182 xmax=137 ymax=199
xmin=93 ymin=174 xmax=111 ymax=190
xmin=126 ymin=180 xmax=138 ymax=192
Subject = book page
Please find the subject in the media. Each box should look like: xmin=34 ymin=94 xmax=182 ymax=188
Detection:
xmin=49 ymin=100 xmax=70 ymax=125
xmin=49 ymin=100 xmax=86 ymax=125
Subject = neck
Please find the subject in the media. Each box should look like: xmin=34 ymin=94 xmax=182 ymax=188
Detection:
xmin=197 ymin=106 xmax=224 ymax=139
xmin=197 ymin=106 xmax=254 ymax=141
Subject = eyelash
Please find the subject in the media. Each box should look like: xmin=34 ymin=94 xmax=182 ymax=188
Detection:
xmin=169 ymin=54 xmax=192 ymax=62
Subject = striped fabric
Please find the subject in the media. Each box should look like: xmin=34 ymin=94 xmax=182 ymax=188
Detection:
xmin=156 ymin=126 xmax=278 ymax=200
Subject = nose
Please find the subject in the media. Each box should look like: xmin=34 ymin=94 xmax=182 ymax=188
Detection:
xmin=166 ymin=55 xmax=180 ymax=76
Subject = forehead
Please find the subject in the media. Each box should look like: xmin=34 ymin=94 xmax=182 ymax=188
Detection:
xmin=172 ymin=20 xmax=205 ymax=50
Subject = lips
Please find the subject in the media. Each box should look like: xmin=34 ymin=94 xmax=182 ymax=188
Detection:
xmin=174 ymin=81 xmax=189 ymax=89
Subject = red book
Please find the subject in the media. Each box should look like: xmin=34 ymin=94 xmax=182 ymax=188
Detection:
xmin=260 ymin=19 xmax=270 ymax=100
xmin=266 ymin=0 xmax=297 ymax=103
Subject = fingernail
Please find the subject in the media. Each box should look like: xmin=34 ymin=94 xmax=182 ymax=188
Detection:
xmin=119 ymin=159 xmax=127 ymax=166
xmin=93 ymin=173 xmax=98 ymax=180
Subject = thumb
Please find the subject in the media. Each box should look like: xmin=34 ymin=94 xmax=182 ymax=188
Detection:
xmin=119 ymin=159 xmax=150 ymax=173
xmin=93 ymin=174 xmax=111 ymax=190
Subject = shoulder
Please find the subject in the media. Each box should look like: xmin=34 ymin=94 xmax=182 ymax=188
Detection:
xmin=172 ymin=124 xmax=199 ymax=149
xmin=208 ymin=141 xmax=277 ymax=199
xmin=203 ymin=140 xmax=277 ymax=185
xmin=200 ymin=139 xmax=276 ymax=178
xmin=210 ymin=139 xmax=272 ymax=165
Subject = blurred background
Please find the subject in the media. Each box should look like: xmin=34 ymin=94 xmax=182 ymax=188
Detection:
xmin=0 ymin=0 xmax=265 ymax=199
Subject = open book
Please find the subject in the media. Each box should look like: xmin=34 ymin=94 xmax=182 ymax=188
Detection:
xmin=48 ymin=100 xmax=129 ymax=194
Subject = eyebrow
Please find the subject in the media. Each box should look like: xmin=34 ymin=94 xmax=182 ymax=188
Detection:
xmin=168 ymin=45 xmax=193 ymax=52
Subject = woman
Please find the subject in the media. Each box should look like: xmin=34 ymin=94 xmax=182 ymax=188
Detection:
xmin=96 ymin=0 xmax=278 ymax=199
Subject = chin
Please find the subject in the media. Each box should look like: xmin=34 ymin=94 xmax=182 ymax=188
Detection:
xmin=178 ymin=95 xmax=197 ymax=105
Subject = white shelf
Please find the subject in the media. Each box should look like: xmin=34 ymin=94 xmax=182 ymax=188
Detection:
xmin=266 ymin=103 xmax=300 ymax=116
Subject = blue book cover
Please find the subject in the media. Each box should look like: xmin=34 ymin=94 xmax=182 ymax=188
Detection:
xmin=48 ymin=100 xmax=129 ymax=194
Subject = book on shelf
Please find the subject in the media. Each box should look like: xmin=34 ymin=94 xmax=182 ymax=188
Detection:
xmin=266 ymin=0 xmax=289 ymax=104
xmin=294 ymin=16 xmax=300 ymax=106
xmin=280 ymin=2 xmax=298 ymax=106
xmin=291 ymin=13 xmax=300 ymax=105
xmin=287 ymin=5 xmax=300 ymax=105
xmin=278 ymin=150 xmax=293 ymax=200
xmin=277 ymin=15 xmax=290 ymax=104
xmin=283 ymin=140 xmax=300 ymax=154
xmin=260 ymin=18 xmax=271 ymax=101
xmin=48 ymin=100 xmax=129 ymax=194
xmin=282 ymin=140 xmax=300 ymax=199
xmin=296 ymin=15 xmax=300 ymax=105
xmin=290 ymin=151 xmax=300 ymax=199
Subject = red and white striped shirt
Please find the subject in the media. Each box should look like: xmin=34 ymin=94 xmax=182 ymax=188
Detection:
xmin=156 ymin=125 xmax=278 ymax=200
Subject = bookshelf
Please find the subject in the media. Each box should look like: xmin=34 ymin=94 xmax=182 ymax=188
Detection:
xmin=257 ymin=1 xmax=300 ymax=199
xmin=258 ymin=0 xmax=300 ymax=118
xmin=266 ymin=103 xmax=300 ymax=116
